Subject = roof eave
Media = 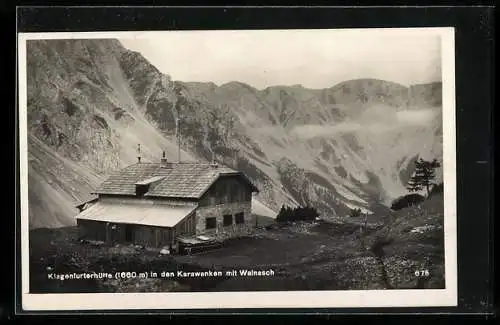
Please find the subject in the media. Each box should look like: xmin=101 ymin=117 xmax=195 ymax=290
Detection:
xmin=143 ymin=194 xmax=199 ymax=200
xmin=236 ymin=172 xmax=260 ymax=193
xmin=92 ymin=192 xmax=140 ymax=198
xmin=74 ymin=197 xmax=98 ymax=209
xmin=196 ymin=171 xmax=260 ymax=198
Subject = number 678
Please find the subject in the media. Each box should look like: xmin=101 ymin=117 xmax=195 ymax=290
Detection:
xmin=415 ymin=269 xmax=430 ymax=277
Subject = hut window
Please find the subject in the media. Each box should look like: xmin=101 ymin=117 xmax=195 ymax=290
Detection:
xmin=235 ymin=213 xmax=244 ymax=224
xmin=223 ymin=214 xmax=233 ymax=227
xmin=205 ymin=217 xmax=216 ymax=229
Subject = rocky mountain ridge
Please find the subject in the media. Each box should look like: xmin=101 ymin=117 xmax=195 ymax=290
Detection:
xmin=25 ymin=38 xmax=443 ymax=228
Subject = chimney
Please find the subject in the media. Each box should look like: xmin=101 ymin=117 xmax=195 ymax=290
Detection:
xmin=160 ymin=150 xmax=174 ymax=168
xmin=137 ymin=144 xmax=141 ymax=163
xmin=161 ymin=151 xmax=168 ymax=164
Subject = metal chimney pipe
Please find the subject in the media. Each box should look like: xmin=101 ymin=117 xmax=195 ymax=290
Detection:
xmin=161 ymin=150 xmax=168 ymax=164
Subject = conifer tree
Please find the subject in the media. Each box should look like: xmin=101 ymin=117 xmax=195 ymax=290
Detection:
xmin=406 ymin=174 xmax=423 ymax=192
xmin=407 ymin=157 xmax=441 ymax=196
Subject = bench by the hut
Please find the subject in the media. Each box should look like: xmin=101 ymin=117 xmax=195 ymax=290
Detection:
xmin=177 ymin=235 xmax=221 ymax=255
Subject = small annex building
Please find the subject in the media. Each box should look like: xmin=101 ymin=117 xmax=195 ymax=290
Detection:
xmin=75 ymin=153 xmax=259 ymax=250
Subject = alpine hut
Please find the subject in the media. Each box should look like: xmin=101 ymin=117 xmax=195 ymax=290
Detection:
xmin=75 ymin=151 xmax=259 ymax=251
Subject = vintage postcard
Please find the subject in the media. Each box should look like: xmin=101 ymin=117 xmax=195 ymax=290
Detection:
xmin=18 ymin=27 xmax=457 ymax=311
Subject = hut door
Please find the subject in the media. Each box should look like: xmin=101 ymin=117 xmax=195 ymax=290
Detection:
xmin=125 ymin=225 xmax=134 ymax=243
xmin=155 ymin=230 xmax=161 ymax=248
xmin=107 ymin=223 xmax=119 ymax=244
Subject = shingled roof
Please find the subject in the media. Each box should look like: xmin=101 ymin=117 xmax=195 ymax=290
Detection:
xmin=93 ymin=162 xmax=259 ymax=199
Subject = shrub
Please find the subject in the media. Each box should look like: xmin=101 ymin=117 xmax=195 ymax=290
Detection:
xmin=429 ymin=182 xmax=444 ymax=197
xmin=390 ymin=193 xmax=425 ymax=211
xmin=349 ymin=208 xmax=362 ymax=218
xmin=276 ymin=205 xmax=320 ymax=223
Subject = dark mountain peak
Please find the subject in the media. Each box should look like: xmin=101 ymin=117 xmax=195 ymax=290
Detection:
xmin=411 ymin=81 xmax=442 ymax=88
xmin=182 ymin=81 xmax=218 ymax=90
xmin=331 ymin=78 xmax=407 ymax=91
xmin=27 ymin=38 xmax=127 ymax=62
xmin=408 ymin=81 xmax=443 ymax=107
xmin=219 ymin=81 xmax=257 ymax=92
xmin=262 ymin=84 xmax=310 ymax=96
xmin=90 ymin=38 xmax=127 ymax=52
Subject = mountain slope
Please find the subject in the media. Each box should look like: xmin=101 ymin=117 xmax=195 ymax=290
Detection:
xmin=26 ymin=39 xmax=195 ymax=171
xmin=175 ymin=77 xmax=443 ymax=208
xmin=27 ymin=134 xmax=102 ymax=229
xmin=26 ymin=39 xmax=280 ymax=228
xmin=25 ymin=38 xmax=443 ymax=228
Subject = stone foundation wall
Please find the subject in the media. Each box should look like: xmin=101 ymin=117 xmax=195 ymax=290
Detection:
xmin=195 ymin=201 xmax=254 ymax=240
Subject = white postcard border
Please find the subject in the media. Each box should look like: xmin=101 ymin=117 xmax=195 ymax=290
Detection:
xmin=18 ymin=27 xmax=457 ymax=311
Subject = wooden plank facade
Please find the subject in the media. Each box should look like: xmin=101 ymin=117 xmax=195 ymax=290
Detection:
xmin=198 ymin=175 xmax=253 ymax=207
xmin=77 ymin=211 xmax=196 ymax=248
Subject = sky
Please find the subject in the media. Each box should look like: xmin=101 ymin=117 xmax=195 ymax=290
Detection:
xmin=119 ymin=29 xmax=442 ymax=90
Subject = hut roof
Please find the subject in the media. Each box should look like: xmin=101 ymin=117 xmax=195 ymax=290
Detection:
xmin=76 ymin=201 xmax=197 ymax=228
xmin=93 ymin=162 xmax=259 ymax=199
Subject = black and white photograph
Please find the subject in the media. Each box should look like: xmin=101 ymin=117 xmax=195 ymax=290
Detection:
xmin=18 ymin=28 xmax=457 ymax=310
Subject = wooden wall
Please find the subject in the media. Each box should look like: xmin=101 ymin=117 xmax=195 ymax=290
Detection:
xmin=199 ymin=175 xmax=252 ymax=207
xmin=77 ymin=219 xmax=107 ymax=242
xmin=174 ymin=211 xmax=196 ymax=237
xmin=76 ymin=212 xmax=196 ymax=248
